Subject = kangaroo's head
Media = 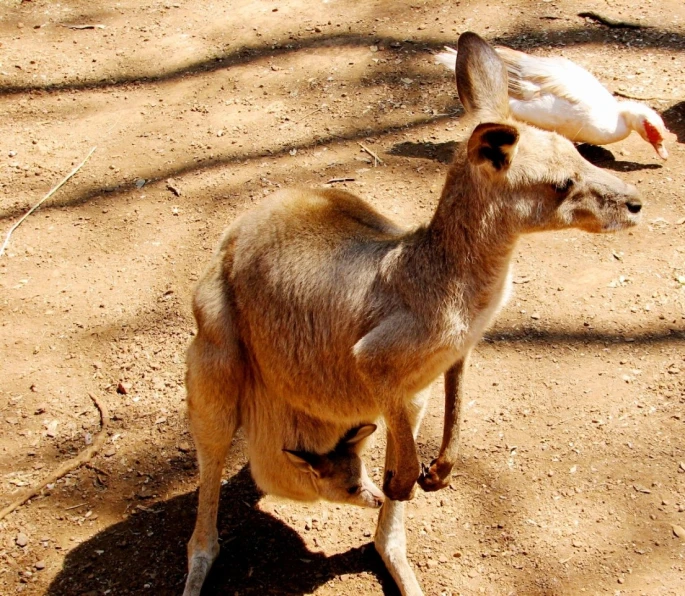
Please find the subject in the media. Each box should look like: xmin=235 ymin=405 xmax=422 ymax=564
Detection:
xmin=283 ymin=423 xmax=384 ymax=508
xmin=454 ymin=32 xmax=642 ymax=235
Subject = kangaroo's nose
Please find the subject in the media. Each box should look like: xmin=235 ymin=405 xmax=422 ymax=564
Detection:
xmin=626 ymin=199 xmax=642 ymax=214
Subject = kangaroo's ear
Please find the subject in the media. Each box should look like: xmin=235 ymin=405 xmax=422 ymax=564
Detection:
xmin=467 ymin=122 xmax=519 ymax=173
xmin=283 ymin=449 xmax=322 ymax=477
xmin=456 ymin=32 xmax=510 ymax=119
xmin=343 ymin=423 xmax=377 ymax=447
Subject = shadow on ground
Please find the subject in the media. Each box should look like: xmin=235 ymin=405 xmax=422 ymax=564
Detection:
xmin=662 ymin=100 xmax=685 ymax=144
xmin=575 ymin=143 xmax=663 ymax=171
xmin=45 ymin=466 xmax=397 ymax=596
xmin=388 ymin=140 xmax=460 ymax=164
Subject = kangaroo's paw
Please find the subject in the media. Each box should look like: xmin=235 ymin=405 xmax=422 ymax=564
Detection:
xmin=417 ymin=458 xmax=453 ymax=492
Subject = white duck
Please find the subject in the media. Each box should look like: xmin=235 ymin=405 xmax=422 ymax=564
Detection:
xmin=436 ymin=45 xmax=669 ymax=159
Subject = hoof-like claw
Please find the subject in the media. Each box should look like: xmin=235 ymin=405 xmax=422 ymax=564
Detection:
xmin=417 ymin=459 xmax=453 ymax=492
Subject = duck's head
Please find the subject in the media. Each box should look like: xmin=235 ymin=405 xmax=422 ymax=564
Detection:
xmin=622 ymin=100 xmax=669 ymax=160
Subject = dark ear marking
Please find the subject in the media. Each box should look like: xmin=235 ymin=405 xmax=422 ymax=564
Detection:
xmin=334 ymin=423 xmax=377 ymax=453
xmin=467 ymin=122 xmax=520 ymax=172
xmin=283 ymin=449 xmax=324 ymax=475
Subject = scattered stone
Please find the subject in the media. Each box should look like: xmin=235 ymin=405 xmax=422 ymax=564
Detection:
xmin=135 ymin=179 xmax=146 ymax=188
xmin=679 ymin=462 xmax=685 ymax=473
xmin=116 ymin=382 xmax=130 ymax=395
xmin=45 ymin=420 xmax=59 ymax=438
xmin=16 ymin=533 xmax=28 ymax=547
xmin=34 ymin=561 xmax=45 ymax=570
xmin=673 ymin=525 xmax=685 ymax=539
xmin=178 ymin=442 xmax=191 ymax=453
xmin=166 ymin=179 xmax=181 ymax=196
xmin=103 ymin=446 xmax=116 ymax=457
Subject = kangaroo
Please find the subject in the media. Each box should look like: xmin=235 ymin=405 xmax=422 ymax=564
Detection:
xmin=183 ymin=32 xmax=641 ymax=596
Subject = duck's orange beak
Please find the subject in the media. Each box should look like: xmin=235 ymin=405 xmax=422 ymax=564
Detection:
xmin=653 ymin=141 xmax=668 ymax=160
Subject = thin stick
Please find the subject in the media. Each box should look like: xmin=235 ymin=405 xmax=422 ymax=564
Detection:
xmin=325 ymin=177 xmax=356 ymax=184
xmin=0 ymin=392 xmax=109 ymax=521
xmin=0 ymin=146 xmax=96 ymax=257
xmin=358 ymin=142 xmax=384 ymax=166
xmin=295 ymin=106 xmax=323 ymax=123
xmin=64 ymin=502 xmax=88 ymax=511
xmin=613 ymin=90 xmax=677 ymax=101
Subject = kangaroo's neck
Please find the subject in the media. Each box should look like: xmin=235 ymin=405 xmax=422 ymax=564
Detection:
xmin=398 ymin=162 xmax=518 ymax=311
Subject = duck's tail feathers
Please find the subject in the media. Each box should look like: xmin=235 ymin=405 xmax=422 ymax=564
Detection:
xmin=434 ymin=46 xmax=458 ymax=71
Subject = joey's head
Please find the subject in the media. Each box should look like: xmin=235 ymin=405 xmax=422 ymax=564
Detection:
xmin=455 ymin=32 xmax=642 ymax=235
xmin=621 ymin=100 xmax=668 ymax=160
xmin=283 ymin=424 xmax=384 ymax=508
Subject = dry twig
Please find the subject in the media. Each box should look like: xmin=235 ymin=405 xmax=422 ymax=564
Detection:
xmin=0 ymin=392 xmax=109 ymax=521
xmin=358 ymin=142 xmax=384 ymax=166
xmin=325 ymin=177 xmax=356 ymax=184
xmin=613 ymin=90 xmax=677 ymax=101
xmin=0 ymin=146 xmax=96 ymax=257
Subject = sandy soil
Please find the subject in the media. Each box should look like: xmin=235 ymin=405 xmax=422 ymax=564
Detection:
xmin=1 ymin=0 xmax=684 ymax=594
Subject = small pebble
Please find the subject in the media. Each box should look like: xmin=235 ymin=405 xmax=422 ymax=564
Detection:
xmin=672 ymin=525 xmax=685 ymax=539
xmin=16 ymin=533 xmax=28 ymax=547
xmin=34 ymin=561 xmax=45 ymax=570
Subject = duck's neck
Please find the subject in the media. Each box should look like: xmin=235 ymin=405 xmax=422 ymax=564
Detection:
xmin=618 ymin=100 xmax=647 ymax=135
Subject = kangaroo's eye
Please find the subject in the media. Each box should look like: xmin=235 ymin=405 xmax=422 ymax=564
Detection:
xmin=553 ymin=179 xmax=574 ymax=194
xmin=347 ymin=485 xmax=360 ymax=495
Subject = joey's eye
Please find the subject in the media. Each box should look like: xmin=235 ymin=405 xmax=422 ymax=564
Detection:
xmin=347 ymin=485 xmax=360 ymax=495
xmin=553 ymin=179 xmax=574 ymax=194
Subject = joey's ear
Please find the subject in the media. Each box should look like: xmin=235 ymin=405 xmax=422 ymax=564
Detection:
xmin=467 ymin=122 xmax=519 ymax=173
xmin=456 ymin=32 xmax=510 ymax=119
xmin=283 ymin=449 xmax=322 ymax=477
xmin=344 ymin=423 xmax=377 ymax=447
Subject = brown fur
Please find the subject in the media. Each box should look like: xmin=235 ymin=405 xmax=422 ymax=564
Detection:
xmin=182 ymin=32 xmax=641 ymax=596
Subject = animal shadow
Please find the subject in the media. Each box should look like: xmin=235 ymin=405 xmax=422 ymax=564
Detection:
xmin=576 ymin=143 xmax=662 ymax=171
xmin=388 ymin=140 xmax=460 ymax=164
xmin=662 ymin=100 xmax=685 ymax=144
xmin=45 ymin=466 xmax=397 ymax=595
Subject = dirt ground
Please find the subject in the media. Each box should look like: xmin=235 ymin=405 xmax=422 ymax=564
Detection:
xmin=1 ymin=0 xmax=684 ymax=594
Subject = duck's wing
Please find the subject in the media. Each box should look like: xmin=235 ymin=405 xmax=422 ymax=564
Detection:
xmin=434 ymin=46 xmax=458 ymax=71
xmin=494 ymin=46 xmax=615 ymax=106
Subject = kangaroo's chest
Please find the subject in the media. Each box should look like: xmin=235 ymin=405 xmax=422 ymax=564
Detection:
xmin=453 ymin=262 xmax=514 ymax=355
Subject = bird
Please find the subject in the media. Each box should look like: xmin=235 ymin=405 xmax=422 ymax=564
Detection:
xmin=435 ymin=45 xmax=669 ymax=160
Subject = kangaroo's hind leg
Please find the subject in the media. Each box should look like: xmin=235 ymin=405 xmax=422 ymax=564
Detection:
xmin=183 ymin=334 xmax=243 ymax=596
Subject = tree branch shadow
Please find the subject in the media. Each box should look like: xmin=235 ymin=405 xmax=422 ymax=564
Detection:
xmin=387 ymin=139 xmax=461 ymax=164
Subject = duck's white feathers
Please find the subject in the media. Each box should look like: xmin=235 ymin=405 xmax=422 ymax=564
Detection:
xmin=494 ymin=46 xmax=614 ymax=106
xmin=435 ymin=44 xmax=669 ymax=155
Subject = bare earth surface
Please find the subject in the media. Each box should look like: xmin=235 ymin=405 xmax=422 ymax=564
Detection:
xmin=1 ymin=1 xmax=684 ymax=594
